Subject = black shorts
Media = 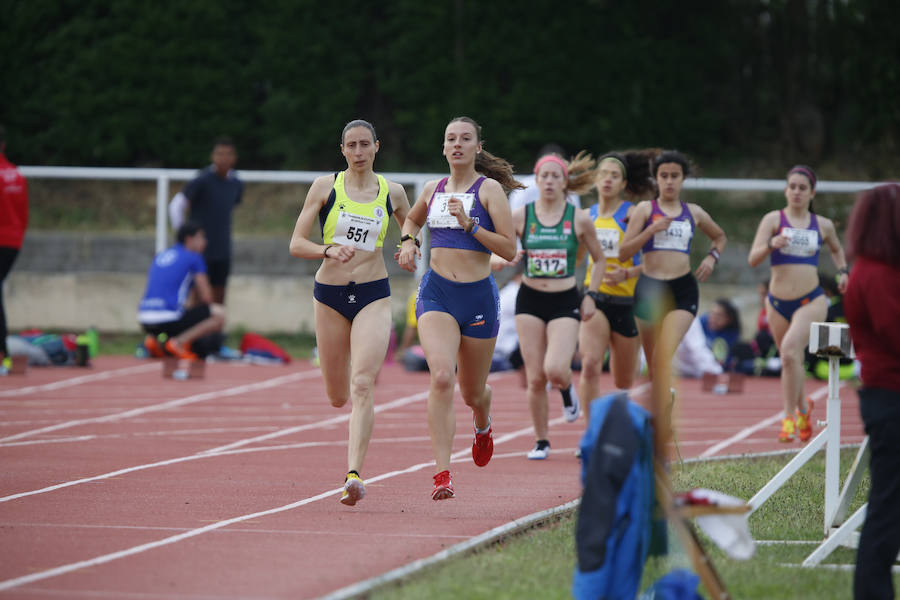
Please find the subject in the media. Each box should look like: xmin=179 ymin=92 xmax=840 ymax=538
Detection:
xmin=205 ymin=258 xmax=231 ymax=287
xmin=515 ymin=284 xmax=581 ymax=323
xmin=142 ymin=304 xmax=212 ymax=338
xmin=589 ymin=293 xmax=638 ymax=338
xmin=633 ymin=272 xmax=699 ymax=322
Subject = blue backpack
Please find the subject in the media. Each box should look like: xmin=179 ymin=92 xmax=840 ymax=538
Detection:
xmin=572 ymin=392 xmax=655 ymax=600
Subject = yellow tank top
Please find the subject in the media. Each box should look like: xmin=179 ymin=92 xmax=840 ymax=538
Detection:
xmin=583 ymin=202 xmax=639 ymax=296
xmin=319 ymin=171 xmax=392 ymax=250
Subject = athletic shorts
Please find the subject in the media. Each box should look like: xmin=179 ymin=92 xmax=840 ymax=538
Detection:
xmin=633 ymin=272 xmax=699 ymax=322
xmin=142 ymin=304 xmax=211 ymax=338
xmin=768 ymin=286 xmax=824 ymax=322
xmin=589 ymin=292 xmax=638 ymax=338
xmin=205 ymin=258 xmax=231 ymax=287
xmin=514 ymin=284 xmax=581 ymax=323
xmin=416 ymin=269 xmax=500 ymax=339
xmin=314 ymin=278 xmax=391 ymax=323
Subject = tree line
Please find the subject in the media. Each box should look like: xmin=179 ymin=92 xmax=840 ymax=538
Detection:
xmin=1 ymin=0 xmax=897 ymax=178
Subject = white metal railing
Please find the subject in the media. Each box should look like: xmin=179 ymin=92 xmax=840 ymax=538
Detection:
xmin=19 ymin=166 xmax=881 ymax=253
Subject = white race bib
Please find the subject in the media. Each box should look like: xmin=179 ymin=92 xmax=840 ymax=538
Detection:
xmin=595 ymin=228 xmax=620 ymax=256
xmin=780 ymin=227 xmax=819 ymax=257
xmin=427 ymin=192 xmax=476 ymax=229
xmin=527 ymin=248 xmax=568 ymax=277
xmin=333 ymin=211 xmax=381 ymax=251
xmin=653 ymin=219 xmax=691 ymax=251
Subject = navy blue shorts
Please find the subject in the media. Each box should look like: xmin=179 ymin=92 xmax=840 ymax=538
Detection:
xmin=768 ymin=286 xmax=824 ymax=322
xmin=314 ymin=278 xmax=391 ymax=322
xmin=416 ymin=269 xmax=500 ymax=339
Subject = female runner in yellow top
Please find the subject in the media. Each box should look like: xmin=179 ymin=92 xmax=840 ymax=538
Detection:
xmin=289 ymin=119 xmax=411 ymax=507
xmin=578 ymin=151 xmax=656 ymax=415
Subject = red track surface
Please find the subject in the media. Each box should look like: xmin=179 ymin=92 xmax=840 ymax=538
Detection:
xmin=0 ymin=357 xmax=864 ymax=599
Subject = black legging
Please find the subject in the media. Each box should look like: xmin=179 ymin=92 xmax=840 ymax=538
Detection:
xmin=0 ymin=246 xmax=19 ymax=356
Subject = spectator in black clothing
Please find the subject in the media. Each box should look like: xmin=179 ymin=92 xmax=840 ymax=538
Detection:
xmin=170 ymin=136 xmax=243 ymax=304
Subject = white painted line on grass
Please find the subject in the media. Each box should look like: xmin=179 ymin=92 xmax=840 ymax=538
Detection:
xmin=0 ymin=363 xmax=159 ymax=398
xmin=0 ymin=369 xmax=322 ymax=444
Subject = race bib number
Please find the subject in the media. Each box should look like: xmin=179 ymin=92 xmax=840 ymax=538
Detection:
xmin=595 ymin=227 xmax=620 ymax=256
xmin=780 ymin=227 xmax=819 ymax=257
xmin=527 ymin=248 xmax=568 ymax=278
xmin=334 ymin=211 xmax=381 ymax=251
xmin=427 ymin=192 xmax=476 ymax=229
xmin=653 ymin=219 xmax=691 ymax=251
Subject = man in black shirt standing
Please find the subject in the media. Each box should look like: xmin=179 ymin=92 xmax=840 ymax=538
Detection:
xmin=178 ymin=136 xmax=243 ymax=304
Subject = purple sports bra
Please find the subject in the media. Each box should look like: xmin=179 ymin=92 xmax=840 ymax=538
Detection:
xmin=641 ymin=199 xmax=695 ymax=255
xmin=770 ymin=210 xmax=821 ymax=267
xmin=427 ymin=176 xmax=494 ymax=254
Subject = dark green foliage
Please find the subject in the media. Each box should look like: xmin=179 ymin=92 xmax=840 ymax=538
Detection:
xmin=1 ymin=1 xmax=897 ymax=176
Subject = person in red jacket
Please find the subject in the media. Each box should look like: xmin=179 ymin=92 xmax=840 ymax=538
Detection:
xmin=843 ymin=182 xmax=900 ymax=600
xmin=0 ymin=125 xmax=29 ymax=373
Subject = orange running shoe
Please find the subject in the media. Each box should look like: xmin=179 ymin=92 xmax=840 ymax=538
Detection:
xmin=432 ymin=470 xmax=455 ymax=501
xmin=796 ymin=398 xmax=814 ymax=442
xmin=778 ymin=417 xmax=796 ymax=442
xmin=472 ymin=421 xmax=493 ymax=467
xmin=164 ymin=339 xmax=198 ymax=361
xmin=144 ymin=335 xmax=166 ymax=359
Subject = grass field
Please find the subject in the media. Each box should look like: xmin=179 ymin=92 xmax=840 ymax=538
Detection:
xmin=368 ymin=449 xmax=893 ymax=600
xmin=98 ymin=330 xmax=318 ymax=360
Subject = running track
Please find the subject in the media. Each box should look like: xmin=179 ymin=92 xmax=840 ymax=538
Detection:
xmin=0 ymin=357 xmax=864 ymax=599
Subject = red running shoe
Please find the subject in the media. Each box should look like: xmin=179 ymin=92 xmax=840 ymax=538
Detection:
xmin=796 ymin=398 xmax=814 ymax=442
xmin=165 ymin=339 xmax=198 ymax=361
xmin=144 ymin=335 xmax=165 ymax=359
xmin=472 ymin=422 xmax=493 ymax=467
xmin=432 ymin=470 xmax=455 ymax=501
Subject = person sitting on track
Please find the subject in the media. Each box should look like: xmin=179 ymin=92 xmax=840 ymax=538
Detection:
xmin=289 ymin=119 xmax=410 ymax=507
xmin=137 ymin=221 xmax=226 ymax=362
xmin=396 ymin=115 xmax=519 ymax=500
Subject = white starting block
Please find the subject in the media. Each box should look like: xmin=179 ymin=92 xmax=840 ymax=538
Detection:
xmin=162 ymin=357 xmax=206 ymax=380
xmin=748 ymin=322 xmax=868 ymax=567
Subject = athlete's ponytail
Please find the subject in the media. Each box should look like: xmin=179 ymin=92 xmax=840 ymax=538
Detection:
xmin=448 ymin=116 xmax=525 ymax=193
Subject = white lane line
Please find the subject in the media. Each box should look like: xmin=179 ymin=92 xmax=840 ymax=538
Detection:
xmin=0 ymin=417 xmax=548 ymax=592
xmin=0 ymin=363 xmax=159 ymax=398
xmin=0 ymin=386 xmax=433 ymax=504
xmin=0 ymin=369 xmax=321 ymax=444
xmin=198 ymin=391 xmax=429 ymax=454
xmin=0 ymin=521 xmax=472 ymax=538
xmin=0 ymin=435 xmax=98 ymax=447
xmin=699 ymin=384 xmax=833 ymax=458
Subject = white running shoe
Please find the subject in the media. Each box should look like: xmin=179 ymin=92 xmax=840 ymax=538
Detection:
xmin=527 ymin=441 xmax=550 ymax=460
xmin=562 ymin=386 xmax=581 ymax=423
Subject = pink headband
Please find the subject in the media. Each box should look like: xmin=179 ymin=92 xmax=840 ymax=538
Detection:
xmin=788 ymin=166 xmax=817 ymax=188
xmin=534 ymin=155 xmax=569 ymax=180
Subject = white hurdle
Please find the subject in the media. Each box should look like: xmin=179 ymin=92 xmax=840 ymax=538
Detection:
xmin=747 ymin=322 xmax=868 ymax=566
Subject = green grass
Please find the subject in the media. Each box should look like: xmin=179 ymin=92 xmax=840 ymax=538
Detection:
xmin=370 ymin=449 xmax=894 ymax=600
xmin=96 ymin=330 xmax=317 ymax=360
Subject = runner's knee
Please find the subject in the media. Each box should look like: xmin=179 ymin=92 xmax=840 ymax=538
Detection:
xmin=350 ymin=373 xmax=376 ymax=401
